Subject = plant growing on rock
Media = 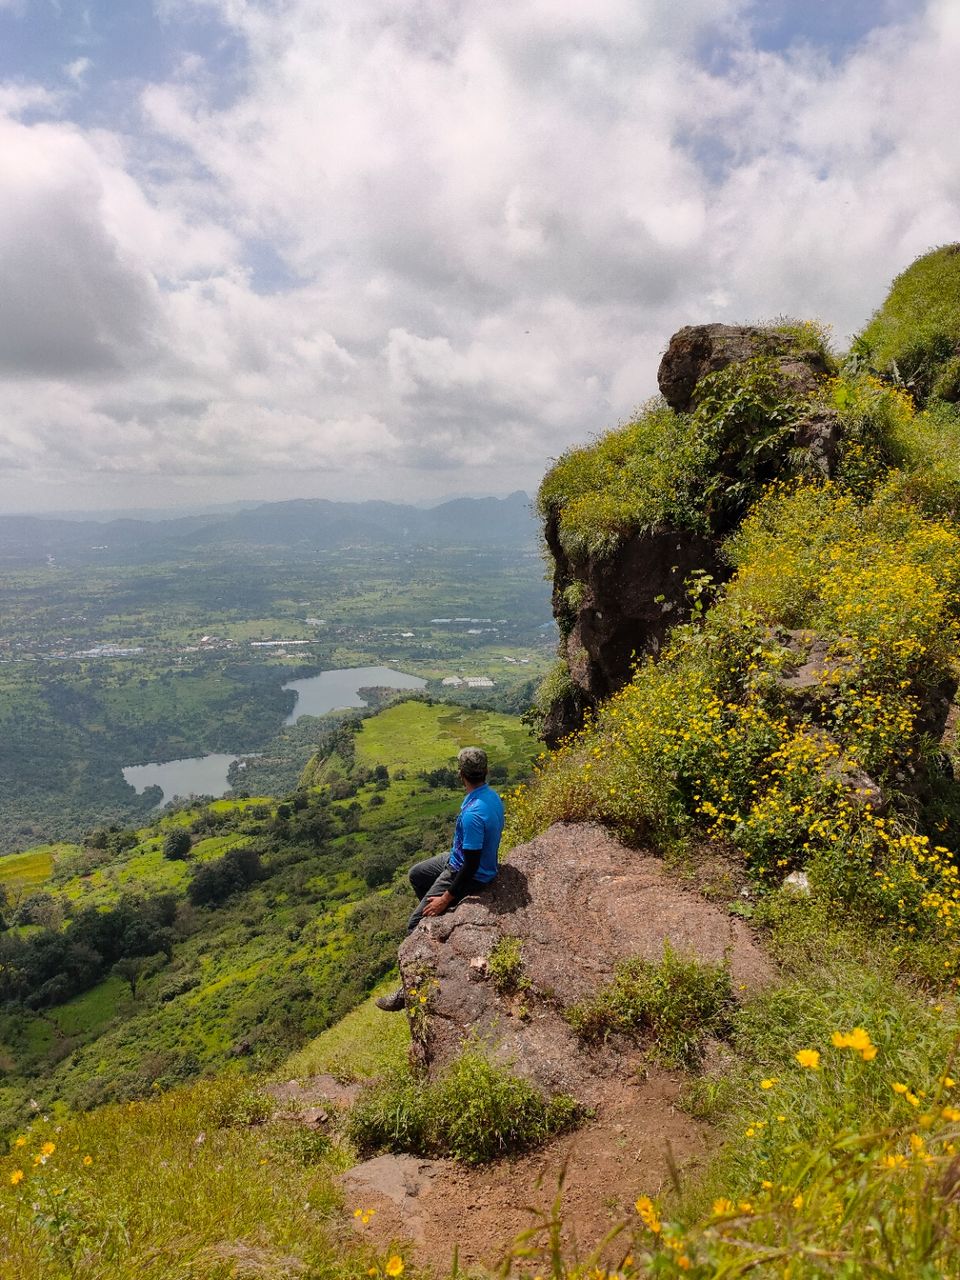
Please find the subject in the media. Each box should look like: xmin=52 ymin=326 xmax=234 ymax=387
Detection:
xmin=347 ymin=1048 xmax=580 ymax=1164
xmin=487 ymin=935 xmax=530 ymax=995
xmin=566 ymin=943 xmax=734 ymax=1068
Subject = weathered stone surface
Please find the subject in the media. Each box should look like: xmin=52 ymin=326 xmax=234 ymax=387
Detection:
xmin=792 ymin=408 xmax=842 ymax=476
xmin=657 ymin=323 xmax=830 ymax=413
xmin=398 ymin=823 xmax=774 ymax=1106
xmin=340 ymin=1155 xmax=443 ymax=1245
xmin=777 ymin=631 xmax=849 ymax=703
xmin=543 ymin=509 xmax=724 ymax=743
xmin=266 ymin=1073 xmax=363 ymax=1125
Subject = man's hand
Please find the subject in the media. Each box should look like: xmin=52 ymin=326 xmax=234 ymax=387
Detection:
xmin=422 ymin=891 xmax=453 ymax=918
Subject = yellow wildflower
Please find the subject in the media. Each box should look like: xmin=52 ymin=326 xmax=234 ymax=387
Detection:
xmin=712 ymin=1198 xmax=735 ymax=1215
xmin=795 ymin=1049 xmax=820 ymax=1070
xmin=83 ymin=1155 xmax=93 ymax=1167
xmin=40 ymin=1142 xmax=55 ymax=1157
xmin=635 ymin=1195 xmax=661 ymax=1233
xmin=831 ymin=1027 xmax=877 ymax=1061
xmin=13 ymin=1137 xmax=26 ymax=1149
xmin=10 ymin=1169 xmax=24 ymax=1186
xmin=892 ymin=1082 xmax=908 ymax=1094
xmin=760 ymin=1078 xmax=778 ymax=1089
xmin=385 ymin=1258 xmax=404 ymax=1278
xmin=793 ymin=1194 xmax=803 ymax=1209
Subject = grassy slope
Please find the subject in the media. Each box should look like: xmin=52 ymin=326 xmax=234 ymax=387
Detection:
xmin=859 ymin=242 xmax=960 ymax=371
xmin=0 ymin=984 xmax=420 ymax=1280
xmin=355 ymin=699 xmax=535 ymax=774
xmin=0 ymin=700 xmax=534 ymax=1136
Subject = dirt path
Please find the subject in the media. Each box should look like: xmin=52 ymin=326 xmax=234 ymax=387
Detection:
xmin=340 ymin=1070 xmax=709 ymax=1275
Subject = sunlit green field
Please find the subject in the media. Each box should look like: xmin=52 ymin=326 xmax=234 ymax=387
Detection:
xmin=355 ymin=699 xmax=536 ymax=774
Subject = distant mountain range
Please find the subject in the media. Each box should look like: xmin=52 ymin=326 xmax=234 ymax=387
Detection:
xmin=0 ymin=492 xmax=539 ymax=563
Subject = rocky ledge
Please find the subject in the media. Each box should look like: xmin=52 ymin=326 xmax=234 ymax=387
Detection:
xmin=397 ymin=822 xmax=774 ymax=1106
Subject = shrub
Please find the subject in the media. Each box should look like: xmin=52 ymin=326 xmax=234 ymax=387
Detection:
xmin=162 ymin=827 xmax=192 ymax=860
xmin=566 ymin=944 xmax=734 ymax=1068
xmin=187 ymin=847 xmax=265 ymax=907
xmin=347 ymin=1048 xmax=580 ymax=1164
xmin=487 ymin=935 xmax=529 ymax=995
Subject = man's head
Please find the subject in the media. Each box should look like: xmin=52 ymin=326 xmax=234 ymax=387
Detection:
xmin=457 ymin=746 xmax=488 ymax=785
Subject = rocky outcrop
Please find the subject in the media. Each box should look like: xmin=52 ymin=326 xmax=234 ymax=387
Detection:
xmin=397 ymin=823 xmax=774 ymax=1106
xmin=543 ymin=516 xmax=723 ymax=743
xmin=541 ymin=322 xmax=835 ymax=742
xmin=657 ymin=323 xmax=831 ymax=413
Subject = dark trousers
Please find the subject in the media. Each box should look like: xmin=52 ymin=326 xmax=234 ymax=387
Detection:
xmin=406 ymin=853 xmax=485 ymax=934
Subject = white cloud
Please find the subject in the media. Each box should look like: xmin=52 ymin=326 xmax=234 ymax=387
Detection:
xmin=0 ymin=80 xmax=60 ymax=115
xmin=0 ymin=0 xmax=959 ymax=507
xmin=64 ymin=57 xmax=92 ymax=85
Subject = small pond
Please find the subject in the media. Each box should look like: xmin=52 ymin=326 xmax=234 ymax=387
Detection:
xmin=282 ymin=665 xmax=426 ymax=724
xmin=122 ymin=753 xmax=246 ymax=807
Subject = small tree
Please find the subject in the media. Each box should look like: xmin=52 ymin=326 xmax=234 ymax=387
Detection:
xmin=163 ymin=827 xmax=192 ymax=860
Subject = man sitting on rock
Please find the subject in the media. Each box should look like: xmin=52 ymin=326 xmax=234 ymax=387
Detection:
xmin=376 ymin=746 xmax=505 ymax=1012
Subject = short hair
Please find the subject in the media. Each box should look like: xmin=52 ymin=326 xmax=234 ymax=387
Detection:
xmin=457 ymin=746 xmax=488 ymax=782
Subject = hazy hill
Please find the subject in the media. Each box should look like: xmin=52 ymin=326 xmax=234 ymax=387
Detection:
xmin=0 ymin=491 xmax=537 ymax=565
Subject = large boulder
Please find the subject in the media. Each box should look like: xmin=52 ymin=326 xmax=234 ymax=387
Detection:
xmin=657 ymin=323 xmax=831 ymax=413
xmin=397 ymin=823 xmax=774 ymax=1106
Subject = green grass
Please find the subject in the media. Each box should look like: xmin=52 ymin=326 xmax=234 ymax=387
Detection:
xmin=354 ymin=699 xmax=535 ymax=776
xmin=0 ymin=1074 xmax=407 ymax=1280
xmin=51 ymin=976 xmax=127 ymax=1038
xmin=858 ymin=243 xmax=960 ymax=399
xmin=282 ymin=978 xmax=411 ymax=1083
xmin=566 ymin=944 xmax=734 ymax=1068
xmin=0 ymin=845 xmax=71 ymax=892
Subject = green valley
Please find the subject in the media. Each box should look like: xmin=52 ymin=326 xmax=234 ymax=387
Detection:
xmin=0 ymin=700 xmax=537 ymax=1133
xmin=0 ymin=505 xmax=553 ymax=848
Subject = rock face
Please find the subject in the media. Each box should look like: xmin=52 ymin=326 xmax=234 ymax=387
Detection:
xmin=543 ymin=512 xmax=723 ymax=744
xmin=397 ymin=823 xmax=774 ymax=1106
xmin=657 ymin=323 xmax=831 ymax=413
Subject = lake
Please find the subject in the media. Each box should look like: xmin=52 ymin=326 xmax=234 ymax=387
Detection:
xmin=121 ymin=666 xmax=427 ymax=804
xmin=282 ymin=665 xmax=426 ymax=724
xmin=122 ymin=752 xmax=246 ymax=807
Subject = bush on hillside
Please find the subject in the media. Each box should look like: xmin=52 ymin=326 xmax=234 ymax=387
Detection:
xmin=162 ymin=827 xmax=192 ymax=860
xmin=566 ymin=944 xmax=734 ymax=1067
xmin=187 ymin=847 xmax=265 ymax=907
xmin=347 ymin=1048 xmax=581 ymax=1164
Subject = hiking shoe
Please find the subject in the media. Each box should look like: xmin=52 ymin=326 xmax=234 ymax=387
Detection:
xmin=375 ymin=988 xmax=406 ymax=1012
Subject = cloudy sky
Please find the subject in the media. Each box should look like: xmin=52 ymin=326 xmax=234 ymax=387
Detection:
xmin=0 ymin=0 xmax=957 ymax=513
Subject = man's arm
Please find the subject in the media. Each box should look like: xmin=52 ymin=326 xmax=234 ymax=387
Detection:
xmin=421 ymin=848 xmax=482 ymax=917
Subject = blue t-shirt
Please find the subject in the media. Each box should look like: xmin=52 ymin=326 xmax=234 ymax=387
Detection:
xmin=449 ymin=785 xmax=504 ymax=883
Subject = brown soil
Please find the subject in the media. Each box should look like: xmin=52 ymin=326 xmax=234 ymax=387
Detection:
xmin=339 ymin=1070 xmax=709 ymax=1276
